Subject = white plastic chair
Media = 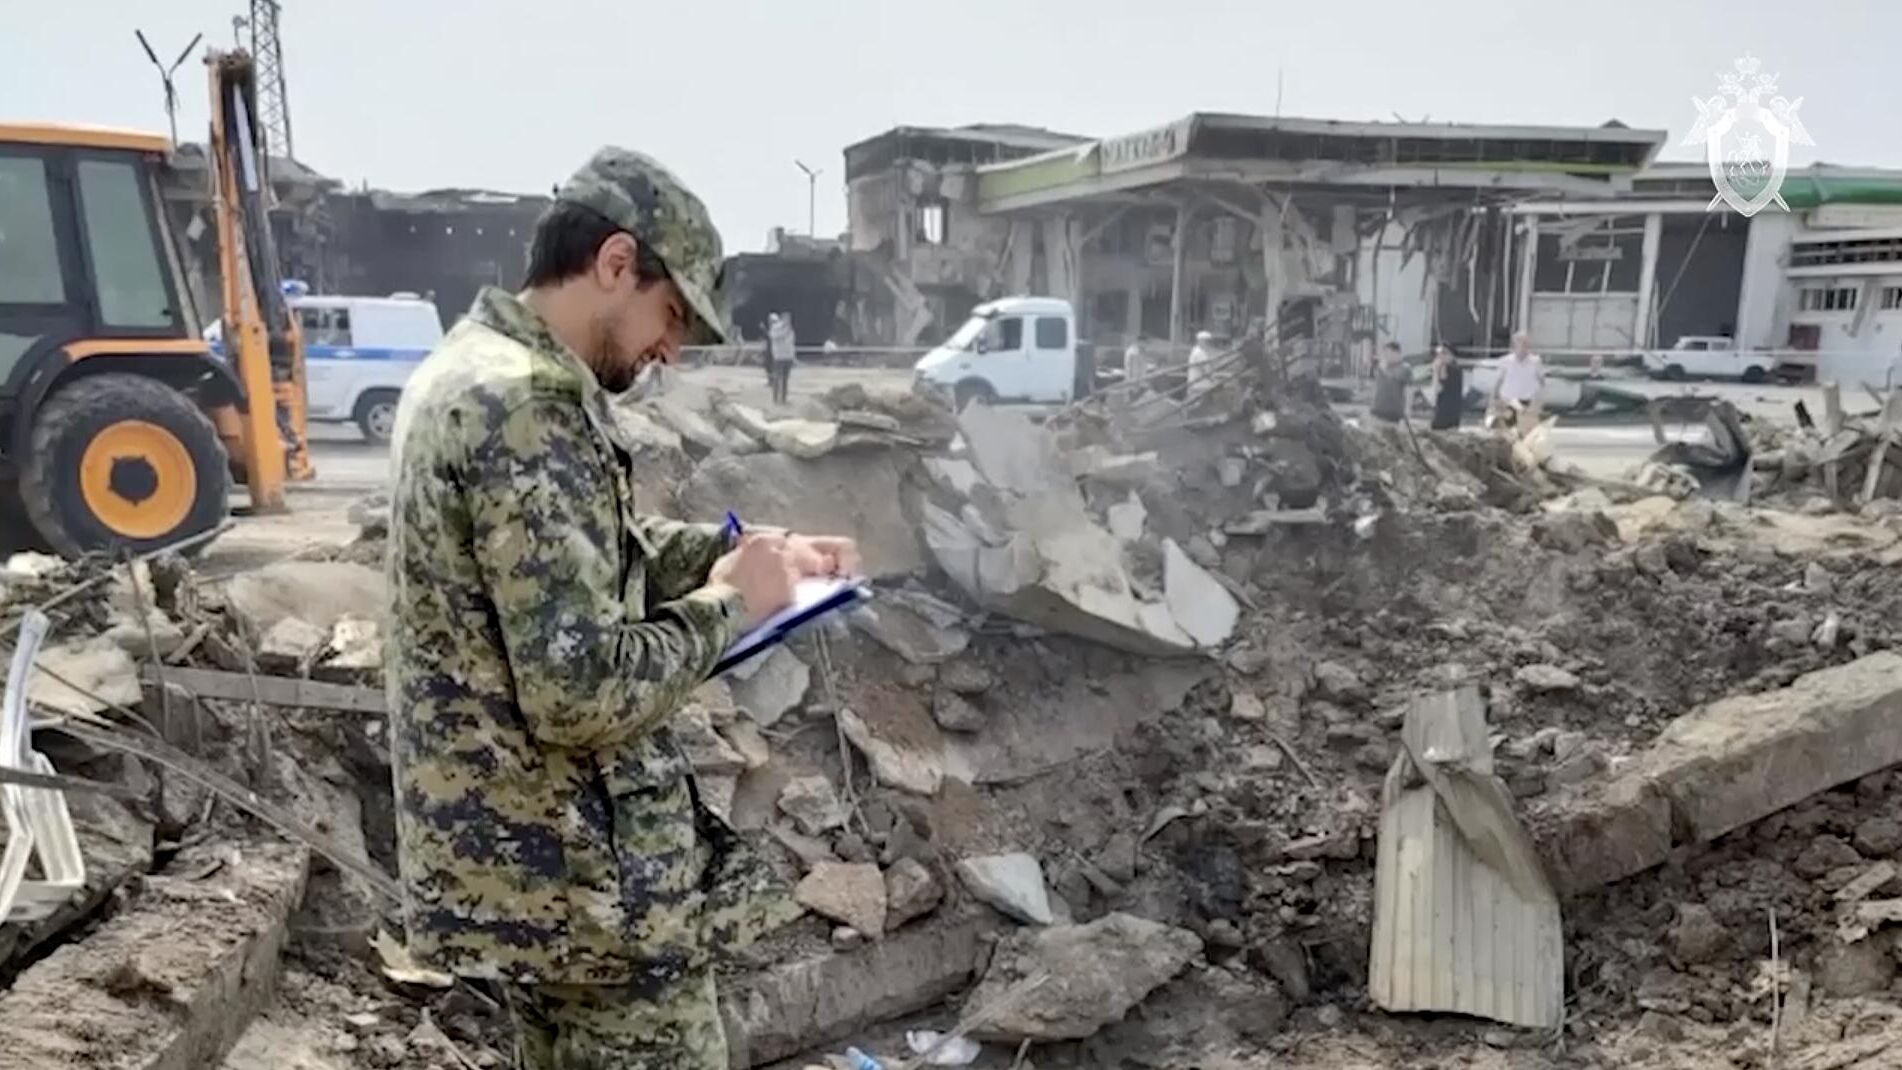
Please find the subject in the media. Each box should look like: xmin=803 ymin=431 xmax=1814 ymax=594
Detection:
xmin=0 ymin=610 xmax=87 ymax=922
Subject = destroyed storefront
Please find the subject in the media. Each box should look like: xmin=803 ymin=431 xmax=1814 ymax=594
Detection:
xmin=961 ymin=113 xmax=1663 ymax=367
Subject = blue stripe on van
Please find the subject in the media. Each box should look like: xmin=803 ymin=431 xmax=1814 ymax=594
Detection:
xmin=305 ymin=345 xmax=431 ymax=362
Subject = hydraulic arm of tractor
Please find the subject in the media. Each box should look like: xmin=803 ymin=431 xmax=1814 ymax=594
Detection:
xmin=205 ymin=49 xmax=313 ymax=510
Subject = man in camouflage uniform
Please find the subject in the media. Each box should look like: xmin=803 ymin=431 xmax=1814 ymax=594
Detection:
xmin=386 ymin=147 xmax=858 ymax=1070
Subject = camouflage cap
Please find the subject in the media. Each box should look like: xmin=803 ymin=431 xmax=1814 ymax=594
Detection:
xmin=557 ymin=146 xmax=728 ymax=343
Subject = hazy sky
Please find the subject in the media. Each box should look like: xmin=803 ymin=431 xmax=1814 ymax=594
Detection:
xmin=9 ymin=0 xmax=1900 ymax=253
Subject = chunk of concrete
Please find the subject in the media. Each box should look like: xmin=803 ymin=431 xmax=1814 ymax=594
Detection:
xmin=675 ymin=702 xmax=749 ymax=776
xmin=1516 ymin=664 xmax=1581 ymax=692
xmin=922 ymin=458 xmax=983 ymax=499
xmin=1538 ymin=652 xmax=1902 ymax=896
xmin=611 ymin=405 xmax=685 ymax=453
xmin=795 ymin=862 xmax=887 ymax=939
xmin=722 ymin=920 xmax=987 ymax=1068
xmin=762 ymin=419 xmax=842 ymax=459
xmin=932 ymin=691 xmax=987 ymax=734
xmin=838 ymin=706 xmax=943 ymax=796
xmin=257 ymin=617 xmax=327 ymax=669
xmin=728 ymin=647 xmax=810 ymax=727
xmin=967 ymin=913 xmax=1202 ymax=1042
xmin=778 ymin=775 xmax=849 ymax=837
xmin=885 ymin=858 xmax=944 ymax=930
xmin=1162 ymin=538 xmax=1239 ymax=648
xmin=225 ymin=561 xmax=386 ymax=639
xmin=681 ymin=451 xmax=926 ymax=581
xmin=956 ymin=853 xmax=1054 ymax=925
xmin=323 ymin=615 xmax=382 ymax=672
xmin=643 ymin=396 xmax=733 ymax=454
xmin=1106 ymin=492 xmax=1147 ymax=542
xmin=848 ymin=590 xmax=970 ymax=665
xmin=28 ymin=637 xmax=140 ymax=718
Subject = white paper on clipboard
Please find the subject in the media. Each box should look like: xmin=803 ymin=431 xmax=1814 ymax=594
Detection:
xmin=713 ymin=579 xmax=870 ymax=676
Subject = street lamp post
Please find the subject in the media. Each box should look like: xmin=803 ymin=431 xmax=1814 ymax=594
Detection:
xmin=794 ymin=160 xmax=821 ymax=238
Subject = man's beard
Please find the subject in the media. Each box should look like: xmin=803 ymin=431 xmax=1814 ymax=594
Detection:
xmin=590 ymin=317 xmax=651 ymax=393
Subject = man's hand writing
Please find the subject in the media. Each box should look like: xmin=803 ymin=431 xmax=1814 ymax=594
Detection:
xmin=708 ymin=534 xmax=797 ymax=630
xmin=784 ymin=534 xmax=862 ymax=579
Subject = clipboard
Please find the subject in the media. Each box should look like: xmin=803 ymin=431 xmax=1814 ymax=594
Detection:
xmin=713 ymin=578 xmax=871 ymax=676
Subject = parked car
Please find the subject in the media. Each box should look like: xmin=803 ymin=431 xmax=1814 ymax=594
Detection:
xmin=1641 ymin=336 xmax=1775 ymax=383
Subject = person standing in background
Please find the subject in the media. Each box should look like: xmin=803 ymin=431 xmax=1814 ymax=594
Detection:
xmin=767 ymin=311 xmax=797 ymax=405
xmin=1370 ymin=341 xmax=1407 ymax=423
xmin=1430 ymin=343 xmax=1465 ymax=430
xmin=1187 ymin=330 xmax=1216 ymax=392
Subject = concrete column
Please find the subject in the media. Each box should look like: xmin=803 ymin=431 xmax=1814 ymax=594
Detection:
xmin=1516 ymin=215 xmax=1540 ymax=336
xmin=1125 ymin=282 xmax=1142 ymax=341
xmin=1168 ymin=201 xmax=1193 ymax=347
xmin=1633 ymin=212 xmax=1663 ymax=349
xmin=1260 ymin=194 xmax=1286 ymax=339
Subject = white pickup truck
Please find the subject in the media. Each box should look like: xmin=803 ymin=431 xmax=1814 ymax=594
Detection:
xmin=1641 ymin=336 xmax=1775 ymax=383
xmin=913 ymin=296 xmax=1095 ymax=408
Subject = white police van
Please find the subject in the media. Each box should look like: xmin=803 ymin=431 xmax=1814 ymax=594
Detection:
xmin=208 ymin=285 xmax=444 ymax=444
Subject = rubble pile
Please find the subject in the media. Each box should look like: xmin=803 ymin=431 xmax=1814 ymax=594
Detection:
xmin=1645 ymin=391 xmax=1902 ymax=517
xmin=17 ymin=371 xmax=1902 ymax=1068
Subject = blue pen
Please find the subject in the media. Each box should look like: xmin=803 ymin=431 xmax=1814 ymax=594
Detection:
xmin=722 ymin=510 xmax=744 ymax=540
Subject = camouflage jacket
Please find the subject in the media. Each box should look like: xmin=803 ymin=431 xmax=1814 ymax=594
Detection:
xmin=386 ymin=287 xmax=797 ymax=986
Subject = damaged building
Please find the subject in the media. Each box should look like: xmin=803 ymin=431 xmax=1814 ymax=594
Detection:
xmin=833 ymin=113 xmax=1663 ymax=368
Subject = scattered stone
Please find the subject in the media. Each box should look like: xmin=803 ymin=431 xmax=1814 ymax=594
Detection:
xmin=724 ymin=717 xmax=773 ymax=771
xmin=1795 ymin=835 xmax=1864 ymax=880
xmin=795 ymin=862 xmax=887 ymax=939
xmin=956 ymin=853 xmax=1055 ymax=925
xmin=226 ymin=560 xmax=386 ymax=639
xmin=1515 ymin=664 xmax=1580 ymax=692
xmin=1855 ymin=817 xmax=1902 ymax=858
xmin=938 ymin=660 xmax=994 ymax=695
xmin=1217 ymin=457 xmax=1247 ymax=488
xmin=1106 ymin=492 xmax=1147 ymax=542
xmin=763 ymin=419 xmax=842 ymax=458
xmin=1814 ymin=612 xmax=1843 ymax=650
xmin=257 ymin=616 xmax=328 ymax=668
xmin=884 ymin=858 xmax=944 ymax=929
xmin=728 ymin=646 xmax=810 ymax=726
xmin=1637 ymin=1011 xmax=1685 ymax=1042
xmin=968 ymin=913 xmax=1203 ymax=1041
xmin=1253 ymin=937 xmax=1312 ymax=1002
xmin=834 ymin=831 xmax=875 ymax=865
xmin=323 ymin=615 xmax=382 ymax=671
xmin=849 ymin=590 xmax=970 ymax=665
xmin=1162 ymin=539 xmax=1240 ymax=648
xmin=1817 ymin=938 xmax=1896 ymax=997
xmin=770 ymin=823 xmax=839 ymax=870
xmin=28 ymin=637 xmax=141 ymax=718
xmin=675 ymin=703 xmax=749 ymax=775
xmin=778 ymin=776 xmax=849 ymax=837
xmin=931 ymin=691 xmax=987 ymax=733
xmin=1312 ymin=661 xmax=1366 ymax=704
xmin=1545 ymin=750 xmax=1603 ymax=790
xmin=831 ymin=926 xmax=866 ymax=951
xmin=1805 ymin=561 xmax=1837 ymax=597
xmin=1551 ymin=730 xmax=1588 ymax=764
xmin=1229 ymin=690 xmax=1267 ymax=722
xmin=838 ymin=706 xmax=943 ymax=796
xmin=1767 ymin=617 xmax=1813 ymax=646
xmin=1097 ymin=833 xmax=1138 ymax=885
xmin=1669 ymin=904 xmax=1732 ymax=966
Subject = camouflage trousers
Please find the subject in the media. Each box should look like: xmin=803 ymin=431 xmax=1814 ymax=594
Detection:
xmin=503 ymin=969 xmax=727 ymax=1070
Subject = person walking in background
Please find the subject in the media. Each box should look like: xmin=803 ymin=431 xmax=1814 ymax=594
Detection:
xmin=767 ymin=311 xmax=797 ymax=405
xmin=1491 ymin=330 xmax=1546 ymax=422
xmin=1430 ymin=343 xmax=1465 ymax=430
xmin=1370 ymin=340 xmax=1407 ymax=423
xmin=1187 ymin=329 xmax=1216 ymax=392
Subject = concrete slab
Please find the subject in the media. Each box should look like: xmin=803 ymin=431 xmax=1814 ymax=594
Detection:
xmin=1537 ymin=652 xmax=1902 ymax=896
xmin=681 ymin=452 xmax=927 ymax=581
xmin=0 ymin=840 xmax=308 ymax=1070
xmin=722 ymin=919 xmax=988 ymax=1068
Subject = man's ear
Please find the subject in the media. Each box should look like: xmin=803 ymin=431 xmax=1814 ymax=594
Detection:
xmin=594 ymin=232 xmax=639 ymax=290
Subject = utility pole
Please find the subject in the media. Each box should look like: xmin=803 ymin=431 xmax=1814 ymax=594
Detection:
xmin=134 ymin=30 xmax=203 ymax=146
xmin=794 ymin=160 xmax=821 ymax=237
xmin=248 ymin=0 xmax=294 ymax=162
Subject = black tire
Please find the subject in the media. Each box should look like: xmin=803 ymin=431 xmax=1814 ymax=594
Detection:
xmin=354 ymin=389 xmax=401 ymax=445
xmin=20 ymin=373 xmax=230 ymax=558
xmin=953 ymin=379 xmax=996 ymax=412
xmin=1662 ymin=364 xmax=1687 ymax=382
xmin=1741 ymin=365 xmax=1767 ymax=384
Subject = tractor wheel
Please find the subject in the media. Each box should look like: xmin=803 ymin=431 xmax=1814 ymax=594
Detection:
xmin=20 ymin=374 xmax=230 ymax=558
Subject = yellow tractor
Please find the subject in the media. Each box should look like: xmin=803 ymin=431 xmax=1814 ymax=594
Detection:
xmin=0 ymin=50 xmax=311 ymax=558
